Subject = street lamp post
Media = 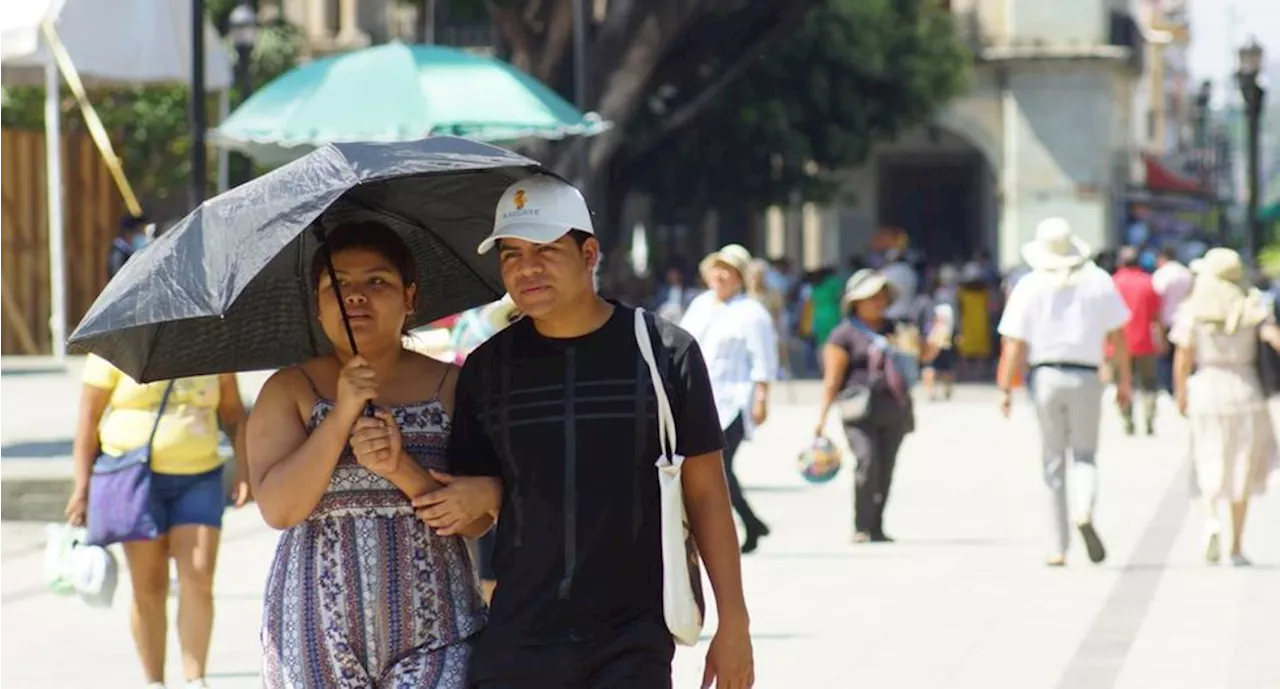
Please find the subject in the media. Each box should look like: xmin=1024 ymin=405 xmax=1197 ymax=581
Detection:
xmin=191 ymin=0 xmax=207 ymax=209
xmin=228 ymin=2 xmax=258 ymax=188
xmin=1192 ymin=80 xmax=1211 ymax=184
xmin=572 ymin=0 xmax=589 ymax=195
xmin=1236 ymin=38 xmax=1266 ymax=258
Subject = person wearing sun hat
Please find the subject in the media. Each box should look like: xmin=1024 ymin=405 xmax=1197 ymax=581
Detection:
xmin=682 ymin=243 xmax=780 ymax=554
xmin=1171 ymin=246 xmax=1280 ymax=566
xmin=813 ymin=268 xmax=916 ymax=543
xmin=997 ymin=217 xmax=1133 ymax=567
xmin=423 ymin=174 xmax=754 ymax=688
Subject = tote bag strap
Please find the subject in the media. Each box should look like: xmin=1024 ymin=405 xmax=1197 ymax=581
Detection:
xmin=145 ymin=381 xmax=177 ymax=464
xmin=634 ymin=308 xmax=677 ymax=459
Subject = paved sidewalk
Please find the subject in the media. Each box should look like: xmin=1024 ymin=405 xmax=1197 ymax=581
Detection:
xmin=2 ymin=384 xmax=1277 ymax=688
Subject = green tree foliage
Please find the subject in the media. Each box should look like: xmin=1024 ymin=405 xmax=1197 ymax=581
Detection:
xmin=1 ymin=1 xmax=303 ymax=207
xmin=472 ymin=0 xmax=966 ymax=245
xmin=628 ymin=0 xmax=969 ymax=220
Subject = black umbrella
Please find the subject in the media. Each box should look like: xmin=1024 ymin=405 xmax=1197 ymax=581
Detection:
xmin=68 ymin=136 xmax=545 ymax=382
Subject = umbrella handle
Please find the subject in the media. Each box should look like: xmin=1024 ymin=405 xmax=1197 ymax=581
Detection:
xmin=320 ymin=242 xmax=375 ymax=418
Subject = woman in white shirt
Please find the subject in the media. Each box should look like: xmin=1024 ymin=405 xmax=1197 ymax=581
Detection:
xmin=681 ymin=244 xmax=780 ymax=553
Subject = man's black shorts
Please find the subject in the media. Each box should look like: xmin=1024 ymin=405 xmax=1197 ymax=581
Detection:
xmin=468 ymin=613 xmax=674 ymax=689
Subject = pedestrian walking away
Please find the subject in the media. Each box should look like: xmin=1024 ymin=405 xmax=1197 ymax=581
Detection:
xmin=1109 ymin=246 xmax=1164 ymax=435
xmin=682 ymin=245 xmax=780 ymax=554
xmin=428 ymin=174 xmax=755 ymax=689
xmin=1171 ymin=248 xmax=1280 ymax=567
xmin=996 ymin=218 xmax=1133 ymax=567
xmin=1153 ymin=246 xmax=1194 ymax=393
xmin=814 ymin=269 xmax=915 ymax=544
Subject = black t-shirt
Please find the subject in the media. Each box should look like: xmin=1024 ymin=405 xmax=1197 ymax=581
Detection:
xmin=448 ymin=301 xmax=724 ymax=645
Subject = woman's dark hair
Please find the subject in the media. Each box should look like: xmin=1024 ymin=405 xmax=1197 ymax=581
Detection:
xmin=311 ymin=221 xmax=416 ymax=289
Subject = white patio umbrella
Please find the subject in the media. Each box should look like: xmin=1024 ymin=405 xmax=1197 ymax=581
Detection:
xmin=1 ymin=0 xmax=233 ymax=361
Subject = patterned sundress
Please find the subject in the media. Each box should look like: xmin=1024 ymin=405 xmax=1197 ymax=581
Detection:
xmin=261 ymin=396 xmax=486 ymax=688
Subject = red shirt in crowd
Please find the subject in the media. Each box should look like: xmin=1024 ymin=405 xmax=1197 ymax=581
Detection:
xmin=1110 ymin=266 xmax=1162 ymax=356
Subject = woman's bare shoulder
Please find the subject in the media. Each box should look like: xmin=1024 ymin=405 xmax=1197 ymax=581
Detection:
xmin=403 ymin=352 xmax=461 ymax=400
xmin=259 ymin=360 xmax=326 ymax=408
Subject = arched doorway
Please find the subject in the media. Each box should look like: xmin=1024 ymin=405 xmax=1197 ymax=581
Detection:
xmin=874 ymin=125 xmax=997 ymax=264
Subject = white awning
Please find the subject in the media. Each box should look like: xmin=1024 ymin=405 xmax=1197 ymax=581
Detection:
xmin=1 ymin=0 xmax=233 ymax=90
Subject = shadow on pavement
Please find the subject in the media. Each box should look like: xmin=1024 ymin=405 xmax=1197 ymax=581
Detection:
xmin=0 ymin=368 xmax=67 ymax=378
xmin=1 ymin=440 xmax=73 ymax=459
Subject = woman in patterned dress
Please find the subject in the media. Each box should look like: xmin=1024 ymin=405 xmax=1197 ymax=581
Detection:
xmin=246 ymin=222 xmax=499 ymax=688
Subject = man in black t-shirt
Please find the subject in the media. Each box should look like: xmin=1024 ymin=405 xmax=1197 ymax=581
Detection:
xmin=416 ymin=174 xmax=755 ymax=689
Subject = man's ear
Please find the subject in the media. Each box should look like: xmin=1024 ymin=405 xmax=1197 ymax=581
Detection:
xmin=582 ymin=237 xmax=602 ymax=273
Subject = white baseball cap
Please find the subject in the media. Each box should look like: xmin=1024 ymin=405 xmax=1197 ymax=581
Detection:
xmin=478 ymin=174 xmax=595 ymax=254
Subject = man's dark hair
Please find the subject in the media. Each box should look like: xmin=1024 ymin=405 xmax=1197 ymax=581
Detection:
xmin=1158 ymin=246 xmax=1178 ymax=262
xmin=567 ymin=229 xmax=593 ymax=248
xmin=119 ymin=213 xmax=148 ymax=237
xmin=311 ymin=221 xmax=416 ymax=289
xmin=1117 ymin=246 xmax=1141 ymax=268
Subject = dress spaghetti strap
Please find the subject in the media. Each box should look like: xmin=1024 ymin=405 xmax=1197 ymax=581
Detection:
xmin=433 ymin=365 xmax=453 ymax=399
xmin=297 ymin=366 xmax=324 ymax=401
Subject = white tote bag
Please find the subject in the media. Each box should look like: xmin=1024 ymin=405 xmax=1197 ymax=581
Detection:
xmin=634 ymin=308 xmax=706 ymax=646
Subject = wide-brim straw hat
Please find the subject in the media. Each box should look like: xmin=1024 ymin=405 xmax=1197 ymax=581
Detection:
xmin=842 ymin=268 xmax=898 ymax=308
xmin=1189 ymin=247 xmax=1246 ymax=283
xmin=1021 ymin=217 xmax=1091 ymax=271
xmin=699 ymin=243 xmax=753 ymax=278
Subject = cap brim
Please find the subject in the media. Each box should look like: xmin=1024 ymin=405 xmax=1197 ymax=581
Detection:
xmin=477 ymin=222 xmax=585 ymax=254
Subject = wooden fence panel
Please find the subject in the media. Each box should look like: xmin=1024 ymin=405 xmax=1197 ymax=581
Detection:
xmin=2 ymin=127 xmax=123 ymax=355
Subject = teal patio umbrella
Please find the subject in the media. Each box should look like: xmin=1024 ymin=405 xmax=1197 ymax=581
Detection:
xmin=211 ymin=42 xmax=609 ymax=166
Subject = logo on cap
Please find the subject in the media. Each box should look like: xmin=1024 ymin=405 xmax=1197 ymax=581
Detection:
xmin=513 ymin=189 xmax=527 ymax=210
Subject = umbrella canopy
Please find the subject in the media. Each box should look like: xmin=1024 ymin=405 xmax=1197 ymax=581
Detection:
xmin=211 ymin=42 xmax=608 ymax=166
xmin=1261 ymin=202 xmax=1280 ymax=224
xmin=68 ymin=136 xmax=546 ymax=382
xmin=1 ymin=0 xmax=232 ymax=89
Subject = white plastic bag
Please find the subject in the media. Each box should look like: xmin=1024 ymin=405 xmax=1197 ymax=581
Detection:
xmin=43 ymin=523 xmax=81 ymax=597
xmin=42 ymin=523 xmax=118 ymax=607
xmin=634 ymin=308 xmax=705 ymax=646
xmin=70 ymin=542 xmax=119 ymax=608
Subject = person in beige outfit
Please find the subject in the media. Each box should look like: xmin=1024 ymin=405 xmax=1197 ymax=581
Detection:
xmin=1172 ymin=248 xmax=1280 ymax=566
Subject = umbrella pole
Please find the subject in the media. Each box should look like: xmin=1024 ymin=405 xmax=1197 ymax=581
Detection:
xmin=319 ymin=247 xmax=361 ymax=356
xmin=317 ymin=236 xmax=375 ymax=418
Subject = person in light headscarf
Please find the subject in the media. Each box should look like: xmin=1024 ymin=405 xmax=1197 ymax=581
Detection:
xmin=1172 ymin=248 xmax=1280 ymax=567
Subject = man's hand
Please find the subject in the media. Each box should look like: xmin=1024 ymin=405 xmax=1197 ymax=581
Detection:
xmin=702 ymin=620 xmax=754 ymax=689
xmin=750 ymin=397 xmax=767 ymax=426
xmin=412 ymin=471 xmax=501 ymax=536
xmin=1115 ymin=378 xmax=1133 ymax=411
xmin=998 ymin=389 xmax=1013 ymax=418
xmin=1176 ymin=390 xmax=1189 ymax=417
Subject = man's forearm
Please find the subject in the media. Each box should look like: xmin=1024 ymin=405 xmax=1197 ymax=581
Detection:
xmin=1108 ymin=331 xmax=1133 ymax=387
xmin=997 ymin=337 xmax=1027 ymax=391
xmin=682 ymin=453 xmax=751 ymax=626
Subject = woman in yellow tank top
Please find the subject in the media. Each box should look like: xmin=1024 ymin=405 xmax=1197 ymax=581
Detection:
xmin=66 ymin=354 xmax=249 ymax=689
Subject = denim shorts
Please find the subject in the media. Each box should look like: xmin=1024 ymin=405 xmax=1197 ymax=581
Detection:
xmin=151 ymin=466 xmax=226 ymax=533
